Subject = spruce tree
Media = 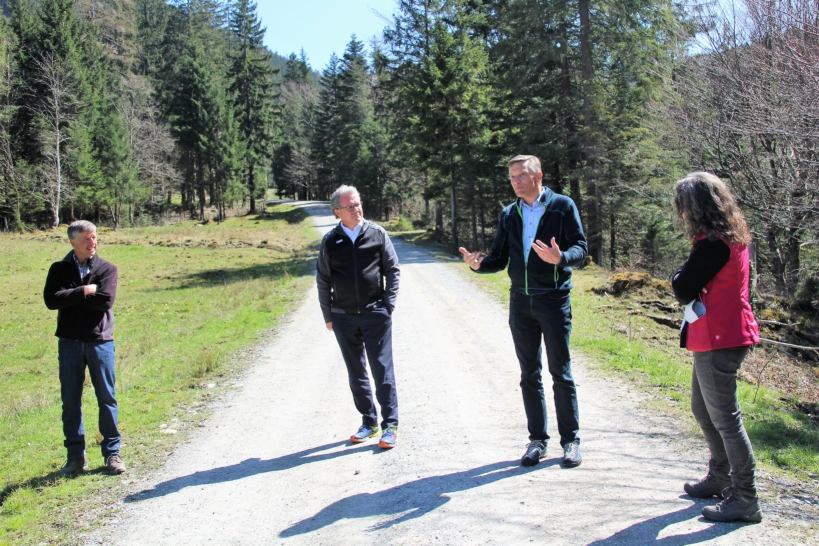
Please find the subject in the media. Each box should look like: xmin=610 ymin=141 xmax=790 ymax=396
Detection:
xmin=227 ymin=0 xmax=277 ymax=214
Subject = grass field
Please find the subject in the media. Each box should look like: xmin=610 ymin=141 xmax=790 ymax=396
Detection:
xmin=0 ymin=202 xmax=319 ymax=545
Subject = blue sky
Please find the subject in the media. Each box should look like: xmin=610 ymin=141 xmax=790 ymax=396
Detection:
xmin=257 ymin=1 xmax=397 ymax=72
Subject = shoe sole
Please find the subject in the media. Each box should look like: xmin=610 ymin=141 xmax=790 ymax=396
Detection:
xmin=702 ymin=510 xmax=763 ymax=523
xmin=562 ymin=459 xmax=582 ymax=468
xmin=107 ymin=467 xmax=126 ymax=475
xmin=350 ymin=434 xmax=379 ymax=444
xmin=379 ymin=442 xmax=396 ymax=449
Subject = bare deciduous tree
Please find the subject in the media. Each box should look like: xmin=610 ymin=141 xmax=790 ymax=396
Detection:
xmin=30 ymin=52 xmax=78 ymax=229
xmin=665 ymin=0 xmax=819 ymax=297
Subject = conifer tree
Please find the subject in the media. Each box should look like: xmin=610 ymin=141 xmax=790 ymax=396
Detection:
xmin=228 ymin=0 xmax=277 ymax=213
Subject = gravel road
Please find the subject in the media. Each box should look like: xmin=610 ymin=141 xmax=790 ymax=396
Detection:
xmin=89 ymin=202 xmax=816 ymax=545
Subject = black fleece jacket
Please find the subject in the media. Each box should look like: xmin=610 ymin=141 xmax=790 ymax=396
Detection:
xmin=43 ymin=251 xmax=118 ymax=340
xmin=477 ymin=187 xmax=587 ymax=294
xmin=316 ymin=221 xmax=400 ymax=322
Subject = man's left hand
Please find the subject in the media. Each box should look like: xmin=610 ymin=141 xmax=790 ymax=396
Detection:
xmin=532 ymin=238 xmax=562 ymax=264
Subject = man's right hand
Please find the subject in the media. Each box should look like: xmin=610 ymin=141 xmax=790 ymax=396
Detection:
xmin=83 ymin=284 xmax=97 ymax=296
xmin=325 ymin=322 xmax=333 ymax=331
xmin=458 ymin=247 xmax=484 ymax=271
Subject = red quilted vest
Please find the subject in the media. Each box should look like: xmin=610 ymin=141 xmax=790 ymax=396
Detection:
xmin=686 ymin=238 xmax=760 ymax=352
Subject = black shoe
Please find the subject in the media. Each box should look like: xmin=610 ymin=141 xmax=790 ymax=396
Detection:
xmin=702 ymin=492 xmax=763 ymax=523
xmin=684 ymin=472 xmax=730 ymax=499
xmin=58 ymin=456 xmax=89 ymax=477
xmin=562 ymin=439 xmax=582 ymax=468
xmin=521 ymin=440 xmax=547 ymax=467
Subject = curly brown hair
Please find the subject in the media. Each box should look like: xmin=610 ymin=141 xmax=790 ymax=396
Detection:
xmin=673 ymin=172 xmax=752 ymax=245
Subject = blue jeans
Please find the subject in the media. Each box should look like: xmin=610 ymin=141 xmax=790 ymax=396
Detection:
xmin=509 ymin=290 xmax=579 ymax=445
xmin=58 ymin=339 xmax=121 ymax=458
xmin=692 ymin=347 xmax=757 ymax=499
xmin=332 ymin=305 xmax=398 ymax=430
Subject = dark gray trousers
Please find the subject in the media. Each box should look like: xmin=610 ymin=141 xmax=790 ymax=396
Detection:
xmin=691 ymin=346 xmax=757 ymax=499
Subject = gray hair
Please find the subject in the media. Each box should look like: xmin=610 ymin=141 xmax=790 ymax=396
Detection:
xmin=67 ymin=220 xmax=97 ymax=241
xmin=330 ymin=185 xmax=360 ymax=209
xmin=507 ymin=154 xmax=542 ymax=174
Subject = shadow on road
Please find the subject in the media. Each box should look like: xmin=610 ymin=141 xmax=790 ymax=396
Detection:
xmin=124 ymin=441 xmax=373 ymax=502
xmin=393 ymin=240 xmax=442 ymax=265
xmin=279 ymin=458 xmax=557 ymax=537
xmin=587 ymin=501 xmax=744 ymax=545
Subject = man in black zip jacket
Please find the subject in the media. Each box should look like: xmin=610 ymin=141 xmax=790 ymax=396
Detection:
xmin=43 ymin=221 xmax=125 ymax=476
xmin=317 ymin=185 xmax=401 ymax=449
xmin=460 ymin=155 xmax=588 ymax=468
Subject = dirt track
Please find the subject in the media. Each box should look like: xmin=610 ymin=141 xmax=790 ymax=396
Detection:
xmin=88 ymin=202 xmax=816 ymax=545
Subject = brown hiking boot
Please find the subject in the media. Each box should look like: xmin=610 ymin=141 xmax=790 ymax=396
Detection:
xmin=58 ymin=456 xmax=89 ymax=477
xmin=105 ymin=453 xmax=126 ymax=475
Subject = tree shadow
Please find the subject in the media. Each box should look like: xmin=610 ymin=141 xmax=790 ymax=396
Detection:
xmin=587 ymin=500 xmax=749 ymax=545
xmin=251 ymin=206 xmax=311 ymax=224
xmin=279 ymin=458 xmax=558 ymax=537
xmin=165 ymin=257 xmax=316 ymax=290
xmin=393 ymin=240 xmax=441 ymax=265
xmin=125 ymin=441 xmax=380 ymax=502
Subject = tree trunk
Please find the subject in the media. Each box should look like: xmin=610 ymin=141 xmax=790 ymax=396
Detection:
xmin=578 ymin=0 xmax=602 ymax=266
xmin=450 ymin=184 xmax=458 ymax=251
xmin=766 ymin=227 xmax=787 ymax=295
xmin=609 ymin=208 xmax=616 ymax=269
xmin=786 ymin=226 xmax=801 ymax=296
xmin=248 ymin=163 xmax=257 ymax=214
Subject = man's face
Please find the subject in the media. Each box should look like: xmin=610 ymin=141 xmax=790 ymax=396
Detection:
xmin=334 ymin=193 xmax=363 ymax=227
xmin=509 ymin=163 xmax=543 ymax=201
xmin=70 ymin=231 xmax=97 ymax=262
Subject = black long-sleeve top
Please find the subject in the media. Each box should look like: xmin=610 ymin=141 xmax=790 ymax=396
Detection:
xmin=671 ymin=237 xmax=731 ymax=304
xmin=671 ymin=237 xmax=730 ymax=347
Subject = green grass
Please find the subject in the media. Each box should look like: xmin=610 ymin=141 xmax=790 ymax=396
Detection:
xmin=0 ymin=203 xmax=319 ymax=545
xmin=458 ymin=262 xmax=819 ymax=480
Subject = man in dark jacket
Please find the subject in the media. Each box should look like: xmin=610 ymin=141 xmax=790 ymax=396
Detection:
xmin=43 ymin=220 xmax=125 ymax=476
xmin=459 ymin=155 xmax=588 ymax=468
xmin=317 ymin=185 xmax=401 ymax=449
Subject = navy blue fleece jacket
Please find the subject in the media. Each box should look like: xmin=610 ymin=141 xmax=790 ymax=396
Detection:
xmin=477 ymin=187 xmax=588 ymax=294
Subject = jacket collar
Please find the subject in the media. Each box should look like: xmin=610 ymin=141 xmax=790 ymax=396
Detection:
xmin=517 ymin=187 xmax=553 ymax=210
xmin=334 ymin=219 xmax=369 ymax=236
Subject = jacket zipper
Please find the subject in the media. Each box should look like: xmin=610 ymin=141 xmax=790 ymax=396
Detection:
xmin=352 ymin=232 xmax=360 ymax=313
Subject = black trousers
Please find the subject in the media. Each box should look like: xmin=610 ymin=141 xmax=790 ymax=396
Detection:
xmin=332 ymin=305 xmax=398 ymax=429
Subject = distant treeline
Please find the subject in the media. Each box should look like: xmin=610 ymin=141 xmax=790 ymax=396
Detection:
xmin=1 ymin=0 xmax=818 ymax=303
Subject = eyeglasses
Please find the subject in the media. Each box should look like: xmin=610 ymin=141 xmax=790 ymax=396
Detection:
xmin=335 ymin=203 xmax=362 ymax=212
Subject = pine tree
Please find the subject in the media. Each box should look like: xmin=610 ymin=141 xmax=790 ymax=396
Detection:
xmin=227 ymin=0 xmax=277 ymax=213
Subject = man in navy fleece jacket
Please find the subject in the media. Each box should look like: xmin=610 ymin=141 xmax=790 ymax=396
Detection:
xmin=459 ymin=155 xmax=587 ymax=468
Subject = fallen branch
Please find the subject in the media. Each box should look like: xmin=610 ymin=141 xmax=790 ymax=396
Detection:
xmin=759 ymin=337 xmax=819 ymax=351
xmin=758 ymin=319 xmax=802 ymax=328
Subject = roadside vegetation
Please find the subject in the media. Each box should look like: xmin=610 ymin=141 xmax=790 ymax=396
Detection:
xmin=0 ymin=202 xmax=318 ymax=546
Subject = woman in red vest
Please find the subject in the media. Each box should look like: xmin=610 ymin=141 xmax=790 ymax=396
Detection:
xmin=672 ymin=172 xmax=762 ymax=523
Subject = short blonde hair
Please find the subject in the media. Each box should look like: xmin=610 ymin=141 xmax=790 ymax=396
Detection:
xmin=507 ymin=155 xmax=542 ymax=174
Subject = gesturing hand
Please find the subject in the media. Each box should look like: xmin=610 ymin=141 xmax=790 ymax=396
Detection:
xmin=531 ymin=238 xmax=562 ymax=264
xmin=458 ymin=247 xmax=484 ymax=271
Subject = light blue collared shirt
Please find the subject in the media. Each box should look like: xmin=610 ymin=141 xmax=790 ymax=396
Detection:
xmin=520 ymin=195 xmax=546 ymax=261
xmin=340 ymin=219 xmax=364 ymax=243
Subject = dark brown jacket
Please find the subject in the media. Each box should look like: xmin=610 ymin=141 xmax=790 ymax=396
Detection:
xmin=43 ymin=251 xmax=118 ymax=340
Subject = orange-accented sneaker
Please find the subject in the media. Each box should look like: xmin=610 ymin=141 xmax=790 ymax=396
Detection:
xmin=379 ymin=426 xmax=397 ymax=449
xmin=351 ymin=425 xmax=380 ymax=443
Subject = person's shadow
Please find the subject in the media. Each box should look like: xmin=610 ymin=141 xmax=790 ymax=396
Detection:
xmin=279 ymin=458 xmax=558 ymax=537
xmin=125 ymin=440 xmax=375 ymax=502
xmin=587 ymin=499 xmax=749 ymax=545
